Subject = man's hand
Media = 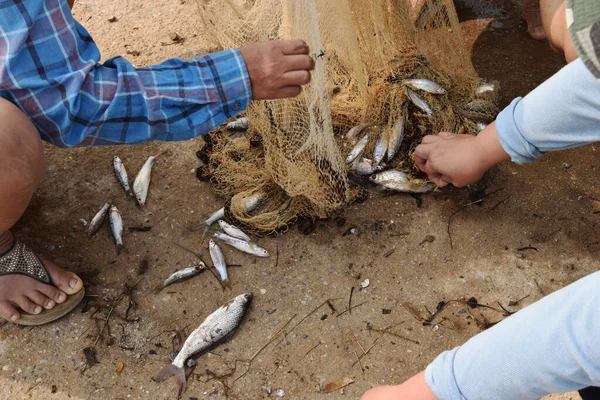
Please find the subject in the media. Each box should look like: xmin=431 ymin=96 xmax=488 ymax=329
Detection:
xmin=414 ymin=123 xmax=510 ymax=188
xmin=239 ymin=40 xmax=315 ymax=100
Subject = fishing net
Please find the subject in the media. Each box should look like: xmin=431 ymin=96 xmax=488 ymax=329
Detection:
xmin=196 ymin=0 xmax=499 ymax=234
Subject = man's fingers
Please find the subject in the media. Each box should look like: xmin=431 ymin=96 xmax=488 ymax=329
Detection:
xmin=280 ymin=39 xmax=310 ymax=55
xmin=281 ymin=70 xmax=311 ymax=86
xmin=285 ymin=54 xmax=315 ymax=71
xmin=415 ymin=155 xmax=427 ymax=172
xmin=273 ymin=85 xmax=302 ymax=99
xmin=420 ymin=135 xmax=440 ymax=144
xmin=438 ymin=131 xmax=454 ymax=138
xmin=414 ymin=143 xmax=432 ymax=162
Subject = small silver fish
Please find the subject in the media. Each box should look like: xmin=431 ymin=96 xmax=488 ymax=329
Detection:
xmin=370 ymin=170 xmax=437 ymax=194
xmin=403 ymin=79 xmax=446 ymax=95
xmin=351 ymin=158 xmax=385 ymax=175
xmin=155 ymin=293 xmax=252 ymax=394
xmin=241 ymin=192 xmax=264 ymax=213
xmin=88 ymin=202 xmax=110 ymax=237
xmin=109 ymin=205 xmax=124 ymax=253
xmin=405 ymin=87 xmax=433 ymax=117
xmin=227 ymin=117 xmax=249 ymax=130
xmin=346 ymin=133 xmax=369 ymax=164
xmin=157 ymin=264 xmax=205 ymax=292
xmin=205 ymin=207 xmax=225 ymax=226
xmin=386 ymin=117 xmax=405 ymax=162
xmin=475 ymin=82 xmax=495 ymax=95
xmin=214 ymin=232 xmax=269 ymax=257
xmin=373 ymin=129 xmax=389 ymax=166
xmin=133 ymin=154 xmax=159 ymax=206
xmin=345 ymin=123 xmax=370 ymax=140
xmin=209 ymin=240 xmax=229 ymax=288
xmin=113 ymin=156 xmax=133 ymax=197
xmin=218 ymin=220 xmax=250 ymax=242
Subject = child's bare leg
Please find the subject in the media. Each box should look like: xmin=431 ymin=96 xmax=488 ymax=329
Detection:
xmin=0 ymin=97 xmax=83 ymax=322
xmin=361 ymin=371 xmax=438 ymax=400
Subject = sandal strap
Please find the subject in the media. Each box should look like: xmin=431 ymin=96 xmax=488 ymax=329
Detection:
xmin=0 ymin=239 xmax=51 ymax=284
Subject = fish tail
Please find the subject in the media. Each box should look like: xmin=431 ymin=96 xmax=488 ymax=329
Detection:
xmin=223 ymin=279 xmax=231 ymax=290
xmin=152 ymin=284 xmax=165 ymax=294
xmin=116 ymin=244 xmax=123 ymax=256
xmin=153 ymin=150 xmax=166 ymax=159
xmin=154 ymin=363 xmax=187 ymax=393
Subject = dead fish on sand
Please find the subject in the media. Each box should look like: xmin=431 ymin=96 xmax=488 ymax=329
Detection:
xmin=133 ymin=153 xmax=161 ymax=206
xmin=370 ymin=170 xmax=437 ymax=194
xmin=109 ymin=205 xmax=124 ymax=253
xmin=88 ymin=202 xmax=110 ymax=237
xmin=156 ymin=264 xmax=205 ymax=292
xmin=204 ymin=207 xmax=225 ymax=227
xmin=403 ymin=79 xmax=446 ymax=95
xmin=226 ymin=117 xmax=249 ymax=130
xmin=209 ymin=240 xmax=230 ymax=288
xmin=155 ymin=293 xmax=252 ymax=394
xmin=405 ymin=87 xmax=433 ymax=117
xmin=346 ymin=133 xmax=369 ymax=164
xmin=214 ymin=232 xmax=269 ymax=257
xmin=218 ymin=220 xmax=250 ymax=242
xmin=113 ymin=156 xmax=133 ymax=197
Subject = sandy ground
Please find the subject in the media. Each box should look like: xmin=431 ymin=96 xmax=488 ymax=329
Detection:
xmin=0 ymin=0 xmax=597 ymax=399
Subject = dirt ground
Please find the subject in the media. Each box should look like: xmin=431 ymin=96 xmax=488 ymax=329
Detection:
xmin=1 ymin=1 xmax=597 ymax=399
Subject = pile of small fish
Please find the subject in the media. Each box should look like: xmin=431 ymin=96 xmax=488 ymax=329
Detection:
xmin=86 ymin=154 xmax=161 ymax=253
xmin=345 ymin=79 xmax=495 ymax=194
xmin=155 ymin=293 xmax=252 ymax=394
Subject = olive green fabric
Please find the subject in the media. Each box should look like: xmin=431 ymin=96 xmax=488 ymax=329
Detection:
xmin=567 ymin=0 xmax=600 ymax=78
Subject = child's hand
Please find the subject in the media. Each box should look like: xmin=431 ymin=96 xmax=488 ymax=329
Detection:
xmin=239 ymin=40 xmax=315 ymax=100
xmin=414 ymin=123 xmax=510 ymax=188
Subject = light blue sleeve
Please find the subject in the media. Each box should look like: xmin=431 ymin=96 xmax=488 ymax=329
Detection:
xmin=495 ymin=58 xmax=600 ymax=164
xmin=424 ymin=271 xmax=600 ymax=399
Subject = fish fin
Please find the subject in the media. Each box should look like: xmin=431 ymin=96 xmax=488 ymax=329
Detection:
xmin=154 ymin=363 xmax=187 ymax=393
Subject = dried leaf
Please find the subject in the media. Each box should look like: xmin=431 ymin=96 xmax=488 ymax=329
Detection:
xmin=116 ymin=362 xmax=124 ymax=375
xmin=321 ymin=377 xmax=355 ymax=393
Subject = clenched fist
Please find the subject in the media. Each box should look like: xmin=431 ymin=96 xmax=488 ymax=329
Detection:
xmin=239 ymin=40 xmax=315 ymax=100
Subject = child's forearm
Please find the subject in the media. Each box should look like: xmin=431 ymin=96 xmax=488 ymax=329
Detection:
xmin=425 ymin=271 xmax=600 ymax=399
xmin=495 ymin=58 xmax=600 ymax=164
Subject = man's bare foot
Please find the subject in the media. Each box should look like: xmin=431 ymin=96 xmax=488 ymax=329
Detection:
xmin=0 ymin=231 xmax=83 ymax=322
xmin=522 ymin=0 xmax=547 ymax=40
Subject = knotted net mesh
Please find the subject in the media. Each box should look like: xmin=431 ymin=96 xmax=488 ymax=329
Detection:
xmin=197 ymin=0 xmax=498 ymax=234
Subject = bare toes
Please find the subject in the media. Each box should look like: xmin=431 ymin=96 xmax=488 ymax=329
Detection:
xmin=36 ymin=282 xmax=67 ymax=304
xmin=26 ymin=290 xmax=54 ymax=310
xmin=0 ymin=301 xmax=20 ymax=322
xmin=16 ymin=296 xmax=42 ymax=315
xmin=39 ymin=257 xmax=83 ymax=295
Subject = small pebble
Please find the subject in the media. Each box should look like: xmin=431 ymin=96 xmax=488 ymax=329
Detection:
xmin=265 ymin=387 xmax=272 ymax=395
xmin=360 ymin=279 xmax=370 ymax=288
xmin=275 ymin=389 xmax=285 ymax=397
xmin=260 ymin=289 xmax=267 ymax=295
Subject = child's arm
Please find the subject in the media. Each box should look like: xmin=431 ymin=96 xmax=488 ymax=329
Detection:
xmin=415 ymin=57 xmax=600 ymax=187
xmin=0 ymin=1 xmax=313 ymax=147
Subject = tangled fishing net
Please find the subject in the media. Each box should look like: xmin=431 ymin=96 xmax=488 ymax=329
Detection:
xmin=196 ymin=0 xmax=499 ymax=234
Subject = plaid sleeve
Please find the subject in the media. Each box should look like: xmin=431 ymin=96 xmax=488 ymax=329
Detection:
xmin=0 ymin=0 xmax=252 ymax=147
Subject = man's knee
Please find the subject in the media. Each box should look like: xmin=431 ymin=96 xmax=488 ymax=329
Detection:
xmin=0 ymin=97 xmax=44 ymax=189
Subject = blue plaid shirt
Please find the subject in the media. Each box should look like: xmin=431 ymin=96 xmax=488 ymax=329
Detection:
xmin=0 ymin=0 xmax=252 ymax=147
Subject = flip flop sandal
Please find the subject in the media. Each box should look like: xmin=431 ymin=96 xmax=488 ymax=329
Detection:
xmin=0 ymin=237 xmax=85 ymax=326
